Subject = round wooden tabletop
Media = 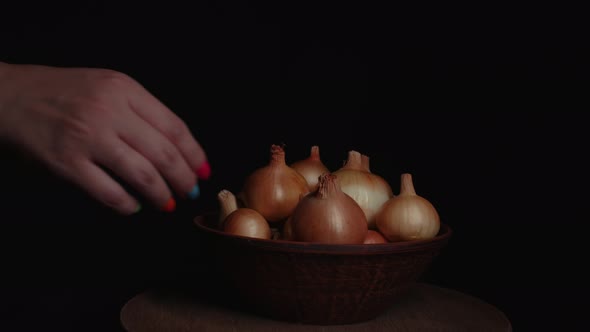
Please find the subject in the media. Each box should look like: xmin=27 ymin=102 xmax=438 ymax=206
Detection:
xmin=120 ymin=283 xmax=511 ymax=332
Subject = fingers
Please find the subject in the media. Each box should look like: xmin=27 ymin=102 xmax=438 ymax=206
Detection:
xmin=68 ymin=159 xmax=141 ymax=215
xmin=127 ymin=85 xmax=210 ymax=179
xmin=93 ymin=136 xmax=177 ymax=211
xmin=116 ymin=111 xmax=199 ymax=201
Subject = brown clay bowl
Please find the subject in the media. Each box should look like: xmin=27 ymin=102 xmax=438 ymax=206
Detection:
xmin=193 ymin=214 xmax=452 ymax=325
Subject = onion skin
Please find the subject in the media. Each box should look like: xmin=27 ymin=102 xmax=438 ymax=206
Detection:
xmin=290 ymin=145 xmax=330 ymax=192
xmin=271 ymin=228 xmax=281 ymax=240
xmin=242 ymin=144 xmax=309 ymax=223
xmin=281 ymin=193 xmax=307 ymax=241
xmin=363 ymin=230 xmax=388 ymax=244
xmin=291 ymin=173 xmax=368 ymax=244
xmin=281 ymin=216 xmax=293 ymax=241
xmin=333 ymin=151 xmax=393 ymax=229
xmin=376 ymin=173 xmax=440 ymax=242
xmin=361 ymin=154 xmax=371 ymax=172
xmin=223 ymin=208 xmax=271 ymax=240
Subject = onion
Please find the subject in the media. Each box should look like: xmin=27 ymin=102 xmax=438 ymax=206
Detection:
xmin=281 ymin=216 xmax=293 ymax=241
xmin=363 ymin=230 xmax=388 ymax=244
xmin=217 ymin=189 xmax=238 ymax=229
xmin=280 ymin=192 xmax=308 ymax=241
xmin=290 ymin=145 xmax=330 ymax=191
xmin=271 ymin=227 xmax=281 ymax=240
xmin=291 ymin=173 xmax=368 ymax=244
xmin=223 ymin=208 xmax=271 ymax=240
xmin=241 ymin=144 xmax=309 ymax=223
xmin=376 ymin=173 xmax=440 ymax=241
xmin=333 ymin=150 xmax=394 ymax=229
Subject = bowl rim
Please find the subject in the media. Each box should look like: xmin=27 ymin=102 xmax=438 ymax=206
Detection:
xmin=193 ymin=214 xmax=452 ymax=255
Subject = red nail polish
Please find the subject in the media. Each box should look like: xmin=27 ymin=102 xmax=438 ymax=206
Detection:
xmin=162 ymin=198 xmax=176 ymax=212
xmin=196 ymin=161 xmax=211 ymax=180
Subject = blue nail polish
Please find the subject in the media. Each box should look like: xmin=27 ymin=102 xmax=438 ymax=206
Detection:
xmin=188 ymin=184 xmax=200 ymax=199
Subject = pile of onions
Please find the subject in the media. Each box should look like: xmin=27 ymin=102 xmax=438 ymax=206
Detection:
xmin=333 ymin=151 xmax=393 ymax=229
xmin=290 ymin=145 xmax=330 ymax=191
xmin=241 ymin=144 xmax=309 ymax=223
xmin=376 ymin=173 xmax=440 ymax=241
xmin=217 ymin=189 xmax=271 ymax=239
xmin=291 ymin=173 xmax=368 ymax=244
xmin=213 ymin=144 xmax=442 ymax=245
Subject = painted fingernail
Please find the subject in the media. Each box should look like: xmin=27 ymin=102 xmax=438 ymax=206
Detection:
xmin=188 ymin=184 xmax=200 ymax=200
xmin=162 ymin=197 xmax=176 ymax=212
xmin=133 ymin=203 xmax=142 ymax=214
xmin=196 ymin=161 xmax=211 ymax=180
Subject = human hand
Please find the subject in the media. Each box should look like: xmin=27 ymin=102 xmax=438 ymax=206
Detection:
xmin=0 ymin=62 xmax=210 ymax=215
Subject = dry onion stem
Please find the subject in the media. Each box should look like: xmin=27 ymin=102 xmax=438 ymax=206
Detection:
xmin=217 ymin=189 xmax=238 ymax=229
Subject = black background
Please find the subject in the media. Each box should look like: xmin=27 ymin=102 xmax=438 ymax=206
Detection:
xmin=1 ymin=1 xmax=588 ymax=331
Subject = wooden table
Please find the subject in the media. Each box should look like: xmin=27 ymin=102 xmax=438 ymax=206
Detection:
xmin=120 ymin=283 xmax=511 ymax=332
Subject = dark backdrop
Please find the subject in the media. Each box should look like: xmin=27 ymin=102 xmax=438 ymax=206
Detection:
xmin=1 ymin=1 xmax=588 ymax=331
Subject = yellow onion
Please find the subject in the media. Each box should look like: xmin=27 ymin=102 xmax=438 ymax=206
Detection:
xmin=223 ymin=208 xmax=271 ymax=240
xmin=291 ymin=173 xmax=368 ymax=244
xmin=290 ymin=145 xmax=330 ymax=191
xmin=281 ymin=216 xmax=294 ymax=241
xmin=376 ymin=173 xmax=440 ymax=241
xmin=241 ymin=144 xmax=309 ymax=223
xmin=363 ymin=230 xmax=388 ymax=244
xmin=333 ymin=150 xmax=394 ymax=229
xmin=280 ymin=192 xmax=309 ymax=241
xmin=361 ymin=154 xmax=371 ymax=172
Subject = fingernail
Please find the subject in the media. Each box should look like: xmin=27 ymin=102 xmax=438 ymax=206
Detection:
xmin=162 ymin=197 xmax=176 ymax=212
xmin=133 ymin=203 xmax=142 ymax=214
xmin=188 ymin=184 xmax=200 ymax=200
xmin=196 ymin=161 xmax=211 ymax=180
